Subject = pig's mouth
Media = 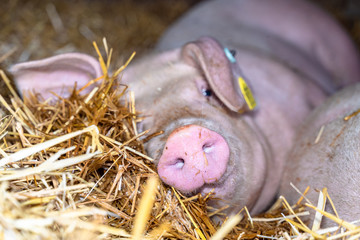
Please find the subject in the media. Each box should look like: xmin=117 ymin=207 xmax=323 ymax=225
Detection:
xmin=197 ymin=175 xmax=231 ymax=196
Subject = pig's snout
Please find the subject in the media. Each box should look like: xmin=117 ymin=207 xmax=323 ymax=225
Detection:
xmin=157 ymin=125 xmax=230 ymax=193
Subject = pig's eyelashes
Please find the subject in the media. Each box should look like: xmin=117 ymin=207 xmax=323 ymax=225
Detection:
xmin=201 ymin=88 xmax=213 ymax=97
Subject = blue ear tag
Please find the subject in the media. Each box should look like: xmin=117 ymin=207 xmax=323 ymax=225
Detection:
xmin=224 ymin=47 xmax=237 ymax=63
xmin=224 ymin=48 xmax=257 ymax=111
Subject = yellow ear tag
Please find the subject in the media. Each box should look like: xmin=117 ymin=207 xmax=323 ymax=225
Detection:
xmin=224 ymin=48 xmax=257 ymax=112
xmin=238 ymin=76 xmax=257 ymax=110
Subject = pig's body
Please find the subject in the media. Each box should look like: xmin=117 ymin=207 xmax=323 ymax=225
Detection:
xmin=280 ymin=83 xmax=360 ymax=226
xmin=10 ymin=0 xmax=360 ymax=217
xmin=156 ymin=0 xmax=360 ymax=89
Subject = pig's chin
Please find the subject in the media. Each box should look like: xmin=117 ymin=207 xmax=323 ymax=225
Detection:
xmin=198 ymin=178 xmax=233 ymax=199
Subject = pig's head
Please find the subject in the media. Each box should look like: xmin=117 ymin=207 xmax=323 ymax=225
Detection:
xmin=10 ymin=37 xmax=272 ymax=216
xmin=122 ymin=37 xmax=271 ymax=215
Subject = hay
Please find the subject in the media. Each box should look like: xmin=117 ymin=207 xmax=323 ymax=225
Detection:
xmin=0 ymin=42 xmax=359 ymax=239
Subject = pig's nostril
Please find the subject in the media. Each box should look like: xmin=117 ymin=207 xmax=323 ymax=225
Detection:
xmin=202 ymin=143 xmax=214 ymax=153
xmin=174 ymin=158 xmax=185 ymax=169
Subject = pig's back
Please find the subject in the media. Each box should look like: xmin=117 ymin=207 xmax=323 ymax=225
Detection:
xmin=156 ymin=0 xmax=360 ymax=89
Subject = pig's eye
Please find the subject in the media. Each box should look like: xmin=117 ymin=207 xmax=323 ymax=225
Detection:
xmin=202 ymin=88 xmax=213 ymax=97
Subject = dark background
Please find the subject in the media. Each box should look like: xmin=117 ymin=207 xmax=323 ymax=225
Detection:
xmin=0 ymin=0 xmax=200 ymax=67
xmin=1 ymin=0 xmax=360 ymax=67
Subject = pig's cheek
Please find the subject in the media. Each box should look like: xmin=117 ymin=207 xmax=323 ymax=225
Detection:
xmin=209 ymin=132 xmax=256 ymax=197
xmin=143 ymin=138 xmax=164 ymax=164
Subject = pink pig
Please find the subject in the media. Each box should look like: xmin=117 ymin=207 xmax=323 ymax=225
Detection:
xmin=280 ymin=83 xmax=360 ymax=226
xmin=10 ymin=0 xmax=360 ymax=217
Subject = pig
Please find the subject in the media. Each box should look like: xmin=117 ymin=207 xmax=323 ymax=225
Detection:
xmin=9 ymin=0 xmax=360 ymax=217
xmin=279 ymin=83 xmax=360 ymax=227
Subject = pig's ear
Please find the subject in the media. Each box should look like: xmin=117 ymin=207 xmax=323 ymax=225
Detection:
xmin=181 ymin=37 xmax=249 ymax=112
xmin=10 ymin=53 xmax=102 ymax=99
